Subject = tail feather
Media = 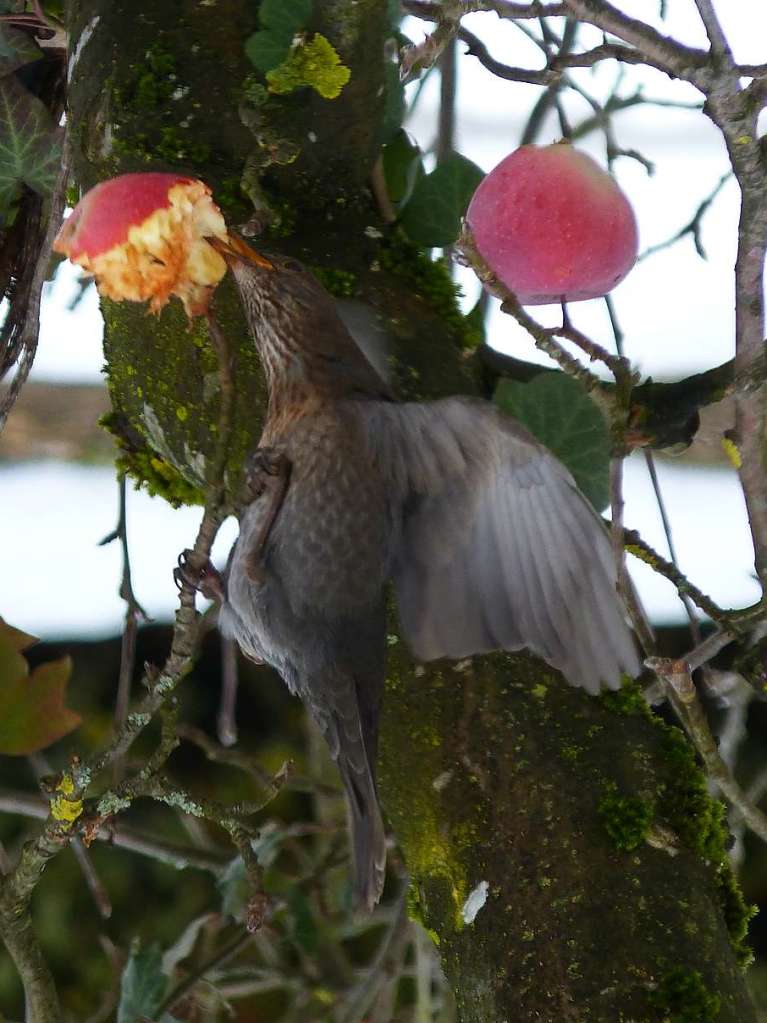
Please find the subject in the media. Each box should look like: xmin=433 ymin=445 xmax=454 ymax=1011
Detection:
xmin=337 ymin=755 xmax=387 ymax=910
xmin=306 ymin=656 xmax=387 ymax=909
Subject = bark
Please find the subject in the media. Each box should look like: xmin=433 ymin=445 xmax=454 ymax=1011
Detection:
xmin=62 ymin=2 xmax=757 ymax=1020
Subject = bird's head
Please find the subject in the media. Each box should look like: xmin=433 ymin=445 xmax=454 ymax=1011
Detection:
xmin=210 ymin=235 xmax=327 ymax=328
xmin=210 ymin=235 xmax=391 ymax=400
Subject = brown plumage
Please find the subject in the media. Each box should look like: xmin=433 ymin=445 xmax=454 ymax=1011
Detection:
xmin=214 ymin=241 xmax=640 ymax=909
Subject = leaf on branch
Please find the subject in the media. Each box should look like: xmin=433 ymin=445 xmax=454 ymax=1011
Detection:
xmin=117 ymin=942 xmax=168 ymax=1023
xmin=495 ymin=373 xmax=611 ymax=511
xmin=244 ymin=30 xmax=292 ymax=73
xmin=0 ymin=617 xmax=80 ymax=755
xmin=0 ymin=26 xmax=43 ymax=74
xmin=0 ymin=74 xmax=62 ymax=217
xmin=245 ymin=0 xmax=313 ymax=73
xmin=259 ymin=0 xmax=312 ymax=37
xmin=382 ymin=128 xmax=423 ymax=205
xmin=399 ymin=152 xmax=484 ymax=247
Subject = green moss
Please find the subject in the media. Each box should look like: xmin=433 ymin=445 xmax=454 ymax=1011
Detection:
xmin=109 ymin=41 xmax=211 ymax=170
xmin=598 ymin=781 xmax=654 ymax=852
xmin=378 ymin=232 xmax=477 ymax=349
xmin=311 ymin=266 xmax=357 ymax=297
xmin=717 ymin=863 xmax=757 ymax=969
xmin=600 ymin=677 xmax=654 ymax=720
xmin=266 ymin=34 xmax=351 ymax=100
xmin=656 ymin=727 xmax=726 ymax=863
xmin=648 ymin=967 xmax=721 ymax=1022
xmin=100 ymin=412 xmax=204 ymax=508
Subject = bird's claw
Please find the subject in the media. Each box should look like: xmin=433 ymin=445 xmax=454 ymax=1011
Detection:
xmin=174 ymin=550 xmax=225 ymax=603
xmin=244 ymin=447 xmax=291 ymax=503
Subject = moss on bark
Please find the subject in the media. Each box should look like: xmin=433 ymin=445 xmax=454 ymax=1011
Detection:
xmin=379 ymin=647 xmax=755 ymax=1021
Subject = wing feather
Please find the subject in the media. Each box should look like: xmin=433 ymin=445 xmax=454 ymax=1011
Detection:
xmin=355 ymin=396 xmax=640 ymax=691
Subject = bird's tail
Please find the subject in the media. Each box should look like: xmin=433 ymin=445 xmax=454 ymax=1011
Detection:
xmin=336 ymin=751 xmax=387 ymax=910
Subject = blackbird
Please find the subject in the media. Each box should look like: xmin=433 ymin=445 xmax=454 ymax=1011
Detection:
xmin=194 ymin=237 xmax=640 ymax=909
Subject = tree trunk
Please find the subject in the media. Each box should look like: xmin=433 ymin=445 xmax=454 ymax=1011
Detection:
xmin=64 ymin=2 xmax=757 ymax=1019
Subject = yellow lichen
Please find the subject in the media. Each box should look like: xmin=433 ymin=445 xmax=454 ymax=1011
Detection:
xmin=51 ymin=775 xmax=84 ymax=825
xmin=266 ymin=33 xmax=350 ymax=100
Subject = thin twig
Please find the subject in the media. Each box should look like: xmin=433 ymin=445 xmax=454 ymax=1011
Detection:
xmin=338 ymin=888 xmax=410 ymax=1023
xmin=684 ymin=629 xmax=737 ymax=672
xmin=692 ymin=0 xmax=732 ymax=63
xmin=156 ymin=928 xmax=256 ymax=1016
xmin=0 ymin=789 xmax=228 ymax=872
xmin=646 ymin=656 xmax=767 ymax=846
xmin=643 ymin=450 xmax=702 ymax=642
xmin=0 ymin=148 xmax=70 ymax=433
xmin=639 ymin=171 xmax=732 ymax=261
xmin=622 ymin=526 xmax=761 ymax=632
xmin=99 ymin=473 xmax=148 ymax=782
xmin=457 ymin=229 xmax=606 ymax=393
xmin=71 ymin=839 xmax=112 ymax=920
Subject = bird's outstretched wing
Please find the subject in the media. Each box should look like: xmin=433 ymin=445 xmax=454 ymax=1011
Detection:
xmin=357 ymin=397 xmax=640 ymax=693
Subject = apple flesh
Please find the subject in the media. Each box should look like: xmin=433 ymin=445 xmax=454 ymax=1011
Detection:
xmin=54 ymin=173 xmax=230 ymax=318
xmin=466 ymin=143 xmax=638 ymax=305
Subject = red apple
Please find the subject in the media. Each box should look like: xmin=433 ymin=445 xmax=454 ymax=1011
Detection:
xmin=54 ymin=173 xmax=230 ymax=318
xmin=466 ymin=143 xmax=638 ymax=305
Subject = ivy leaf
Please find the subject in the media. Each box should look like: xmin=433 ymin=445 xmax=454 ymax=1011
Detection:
xmin=0 ymin=26 xmax=43 ymax=74
xmin=399 ymin=153 xmax=484 ymax=247
xmin=244 ymin=29 xmax=292 ymax=73
xmin=117 ymin=942 xmax=168 ymax=1023
xmin=0 ymin=75 xmax=62 ymax=215
xmin=382 ymin=129 xmax=423 ymax=206
xmin=260 ymin=0 xmax=312 ymax=37
xmin=0 ymin=619 xmax=80 ymax=756
xmin=494 ymin=373 xmax=611 ymax=511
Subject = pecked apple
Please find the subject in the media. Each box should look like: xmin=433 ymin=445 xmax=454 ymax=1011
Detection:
xmin=53 ymin=172 xmax=231 ymax=318
xmin=466 ymin=143 xmax=638 ymax=305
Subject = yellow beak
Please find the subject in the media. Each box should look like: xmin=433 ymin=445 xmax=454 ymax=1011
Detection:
xmin=210 ymin=234 xmax=275 ymax=270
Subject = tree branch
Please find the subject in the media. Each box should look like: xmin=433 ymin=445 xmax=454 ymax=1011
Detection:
xmin=648 ymin=656 xmax=767 ymax=846
xmin=560 ymin=0 xmax=708 ymax=83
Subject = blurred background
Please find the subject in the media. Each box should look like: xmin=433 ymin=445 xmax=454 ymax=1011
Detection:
xmin=2 ymin=0 xmax=767 ymax=1018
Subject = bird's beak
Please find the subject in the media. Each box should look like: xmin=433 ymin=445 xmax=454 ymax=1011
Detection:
xmin=209 ymin=234 xmax=275 ymax=270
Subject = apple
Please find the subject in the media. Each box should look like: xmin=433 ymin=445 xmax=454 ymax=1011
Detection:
xmin=54 ymin=173 xmax=230 ymax=318
xmin=466 ymin=143 xmax=638 ymax=305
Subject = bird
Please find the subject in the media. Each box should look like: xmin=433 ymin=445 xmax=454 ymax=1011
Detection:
xmin=187 ymin=235 xmax=641 ymax=910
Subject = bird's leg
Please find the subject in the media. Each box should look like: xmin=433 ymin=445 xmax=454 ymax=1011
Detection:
xmin=244 ymin=447 xmax=292 ymax=584
xmin=174 ymin=550 xmax=226 ymax=603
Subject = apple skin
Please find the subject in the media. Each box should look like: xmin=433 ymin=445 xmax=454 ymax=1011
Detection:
xmin=466 ymin=144 xmax=638 ymax=305
xmin=58 ymin=172 xmax=193 ymax=259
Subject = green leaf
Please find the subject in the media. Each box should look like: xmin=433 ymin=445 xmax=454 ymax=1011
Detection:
xmin=0 ymin=619 xmax=80 ymax=756
xmin=0 ymin=75 xmax=62 ymax=214
xmin=117 ymin=942 xmax=168 ymax=1023
xmin=399 ymin=152 xmax=484 ymax=247
xmin=217 ymin=856 xmax=248 ymax=919
xmin=0 ymin=26 xmax=43 ymax=73
xmin=494 ymin=373 xmax=611 ymax=511
xmin=244 ymin=29 xmax=292 ymax=73
xmin=381 ymin=60 xmax=405 ymax=143
xmin=382 ymin=129 xmax=423 ymax=205
xmin=260 ymin=0 xmax=312 ymax=36
xmin=287 ymin=887 xmax=319 ymax=955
